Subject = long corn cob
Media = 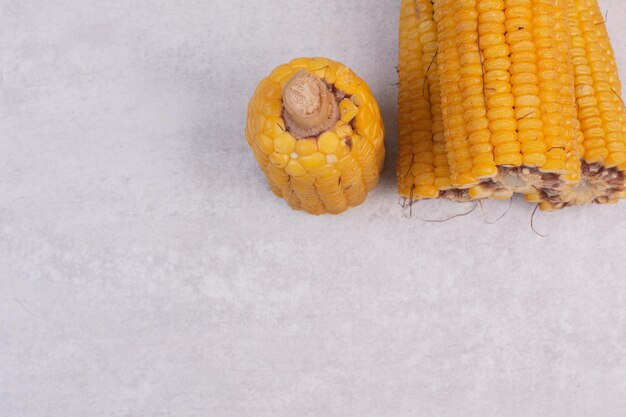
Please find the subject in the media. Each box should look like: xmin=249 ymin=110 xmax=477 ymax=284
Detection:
xmin=398 ymin=0 xmax=512 ymax=202
xmin=537 ymin=0 xmax=626 ymax=209
xmin=438 ymin=0 xmax=580 ymax=197
xmin=398 ymin=0 xmax=442 ymax=200
xmin=245 ymin=58 xmax=385 ymax=215
xmin=398 ymin=0 xmax=626 ymax=209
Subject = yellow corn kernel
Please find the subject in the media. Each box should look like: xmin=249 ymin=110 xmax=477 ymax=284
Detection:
xmin=318 ymin=131 xmax=340 ymax=154
xmin=339 ymin=99 xmax=359 ymax=123
xmin=269 ymin=64 xmax=293 ymax=84
xmin=308 ymin=57 xmax=332 ymax=79
xmin=334 ymin=66 xmax=360 ymax=95
xmin=294 ymin=138 xmax=318 ymax=156
xmin=334 ymin=122 xmax=353 ymax=138
xmin=269 ymin=152 xmax=289 ymax=168
xmin=274 ymin=132 xmax=296 ymax=154
xmin=492 ymin=189 xmax=514 ymax=200
xmin=284 ymin=160 xmax=307 ymax=177
xmin=257 ymin=79 xmax=282 ymax=100
xmin=298 ymin=152 xmax=327 ymax=173
xmin=263 ymin=117 xmax=286 ymax=138
xmin=333 ymin=136 xmax=350 ymax=157
xmin=260 ymin=99 xmax=283 ymax=117
xmin=289 ymin=57 xmax=311 ymax=69
xmin=469 ymin=185 xmax=495 ymax=199
xmin=354 ymin=104 xmax=373 ymax=131
xmin=256 ymin=133 xmax=274 ymax=155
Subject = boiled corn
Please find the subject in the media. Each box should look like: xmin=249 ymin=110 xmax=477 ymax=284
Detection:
xmin=246 ymin=58 xmax=385 ymax=215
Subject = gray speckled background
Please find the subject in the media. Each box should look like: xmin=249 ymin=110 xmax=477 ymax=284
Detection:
xmin=2 ymin=0 xmax=626 ymax=416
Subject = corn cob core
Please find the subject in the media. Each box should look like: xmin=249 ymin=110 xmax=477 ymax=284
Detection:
xmin=245 ymin=58 xmax=385 ymax=215
xmin=282 ymin=70 xmax=339 ymax=139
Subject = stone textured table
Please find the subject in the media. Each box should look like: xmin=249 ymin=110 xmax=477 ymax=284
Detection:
xmin=2 ymin=1 xmax=626 ymax=416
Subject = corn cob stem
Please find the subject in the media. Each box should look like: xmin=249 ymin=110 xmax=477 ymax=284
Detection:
xmin=282 ymin=70 xmax=339 ymax=139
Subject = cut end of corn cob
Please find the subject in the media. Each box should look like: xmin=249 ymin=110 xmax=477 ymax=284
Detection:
xmin=539 ymin=163 xmax=626 ymax=208
xmin=245 ymin=58 xmax=385 ymax=215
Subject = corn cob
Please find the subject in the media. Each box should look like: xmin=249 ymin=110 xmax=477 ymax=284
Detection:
xmin=537 ymin=0 xmax=626 ymax=209
xmin=397 ymin=0 xmax=626 ymax=209
xmin=398 ymin=0 xmax=512 ymax=202
xmin=397 ymin=0 xmax=441 ymax=200
xmin=245 ymin=58 xmax=385 ymax=215
xmin=399 ymin=0 xmax=579 ymax=204
xmin=438 ymin=0 xmax=580 ymax=197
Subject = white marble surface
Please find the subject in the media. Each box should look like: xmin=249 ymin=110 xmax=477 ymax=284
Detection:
xmin=3 ymin=0 xmax=626 ymax=416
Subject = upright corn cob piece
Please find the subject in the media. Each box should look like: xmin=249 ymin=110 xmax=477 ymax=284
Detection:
xmin=538 ymin=0 xmax=626 ymax=209
xmin=245 ymin=58 xmax=385 ymax=215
